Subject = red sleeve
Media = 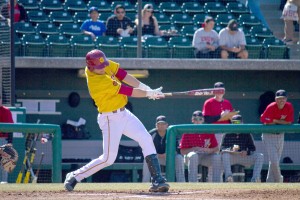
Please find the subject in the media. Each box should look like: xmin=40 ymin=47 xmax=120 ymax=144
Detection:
xmin=202 ymin=100 xmax=211 ymax=116
xmin=115 ymin=68 xmax=127 ymax=81
xmin=209 ymin=134 xmax=218 ymax=148
xmin=179 ymin=134 xmax=190 ymax=149
xmin=260 ymin=105 xmax=273 ymax=124
xmin=118 ymin=84 xmax=133 ymax=96
xmin=0 ymin=107 xmax=14 ymax=123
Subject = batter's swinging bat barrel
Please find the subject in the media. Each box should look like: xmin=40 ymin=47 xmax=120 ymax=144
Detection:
xmin=164 ymin=88 xmax=225 ymax=97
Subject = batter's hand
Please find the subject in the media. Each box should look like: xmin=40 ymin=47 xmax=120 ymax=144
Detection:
xmin=146 ymin=87 xmax=165 ymax=100
xmin=139 ymin=82 xmax=152 ymax=91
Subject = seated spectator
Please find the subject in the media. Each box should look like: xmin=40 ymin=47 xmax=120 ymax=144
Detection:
xmin=192 ymin=17 xmax=220 ymax=58
xmin=106 ymin=5 xmax=134 ymax=38
xmin=221 ymin=114 xmax=264 ymax=182
xmin=80 ymin=7 xmax=106 ymax=40
xmin=1 ymin=0 xmax=28 ymax=26
xmin=135 ymin=4 xmax=161 ymax=37
xmin=179 ymin=111 xmax=222 ymax=182
xmin=219 ymin=19 xmax=248 ymax=59
xmin=142 ymin=115 xmax=185 ymax=182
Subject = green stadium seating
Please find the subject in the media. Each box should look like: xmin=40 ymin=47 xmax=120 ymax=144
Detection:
xmin=181 ymin=2 xmax=204 ymax=16
xmin=168 ymin=36 xmax=194 ymax=58
xmin=14 ymin=22 xmax=35 ymax=38
xmin=158 ymin=2 xmax=182 ymax=16
xmin=215 ymin=13 xmax=235 ymax=26
xmin=250 ymin=25 xmax=273 ymax=41
xmin=263 ymin=37 xmax=289 ymax=59
xmin=226 ymin=2 xmax=250 ymax=17
xmin=180 ymin=25 xmax=199 ymax=39
xmin=238 ymin=14 xmax=262 ymax=27
xmin=193 ymin=13 xmax=212 ymax=26
xmin=59 ymin=23 xmax=82 ymax=38
xmin=19 ymin=0 xmax=39 ymax=10
xmin=144 ymin=36 xmax=169 ymax=58
xmin=26 ymin=10 xmax=49 ymax=25
xmin=35 ymin=23 xmax=59 ymax=37
xmin=170 ymin=13 xmax=194 ymax=29
xmin=46 ymin=34 xmax=71 ymax=57
xmin=73 ymin=11 xmax=90 ymax=24
xmin=70 ymin=35 xmax=95 ymax=57
xmin=135 ymin=2 xmax=159 ymax=13
xmin=156 ymin=13 xmax=171 ymax=25
xmin=40 ymin=0 xmax=64 ymax=13
xmin=99 ymin=12 xmax=114 ymax=23
xmin=245 ymin=37 xmax=263 ymax=59
xmin=64 ymin=0 xmax=88 ymax=13
xmin=120 ymin=36 xmax=138 ymax=58
xmin=49 ymin=11 xmax=74 ymax=25
xmin=111 ymin=1 xmax=135 ymax=13
xmin=159 ymin=24 xmax=179 ymax=35
xmin=96 ymin=36 xmax=120 ymax=57
xmin=239 ymin=26 xmax=252 ymax=37
xmin=21 ymin=34 xmax=46 ymax=56
xmin=204 ymin=2 xmax=227 ymax=16
xmin=87 ymin=0 xmax=111 ymax=12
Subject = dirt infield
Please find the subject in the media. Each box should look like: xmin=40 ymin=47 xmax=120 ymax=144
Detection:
xmin=1 ymin=183 xmax=300 ymax=200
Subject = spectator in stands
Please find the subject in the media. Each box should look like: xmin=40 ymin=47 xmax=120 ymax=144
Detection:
xmin=179 ymin=110 xmax=222 ymax=182
xmin=221 ymin=114 xmax=264 ymax=182
xmin=281 ymin=0 xmax=300 ymax=44
xmin=260 ymin=89 xmax=294 ymax=182
xmin=0 ymin=0 xmax=28 ymax=26
xmin=80 ymin=7 xmax=106 ymax=41
xmin=142 ymin=115 xmax=185 ymax=182
xmin=219 ymin=19 xmax=248 ymax=59
xmin=0 ymin=94 xmax=14 ymax=184
xmin=134 ymin=4 xmax=161 ymax=36
xmin=192 ymin=16 xmax=220 ymax=58
xmin=106 ymin=4 xmax=134 ymax=38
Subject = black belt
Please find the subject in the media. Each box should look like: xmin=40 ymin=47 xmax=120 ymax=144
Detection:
xmin=100 ymin=107 xmax=125 ymax=114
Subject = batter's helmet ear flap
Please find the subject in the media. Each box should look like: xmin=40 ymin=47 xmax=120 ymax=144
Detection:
xmin=68 ymin=92 xmax=80 ymax=108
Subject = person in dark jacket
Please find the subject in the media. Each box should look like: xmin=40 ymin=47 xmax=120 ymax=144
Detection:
xmin=1 ymin=0 xmax=28 ymax=25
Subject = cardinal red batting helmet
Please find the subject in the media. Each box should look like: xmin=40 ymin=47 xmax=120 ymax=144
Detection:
xmin=86 ymin=49 xmax=109 ymax=71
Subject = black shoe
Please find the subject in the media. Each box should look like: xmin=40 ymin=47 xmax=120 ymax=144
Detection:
xmin=64 ymin=172 xmax=78 ymax=191
xmin=149 ymin=182 xmax=170 ymax=192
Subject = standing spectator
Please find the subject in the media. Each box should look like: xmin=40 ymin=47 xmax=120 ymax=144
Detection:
xmin=142 ymin=115 xmax=185 ymax=182
xmin=219 ymin=19 xmax=248 ymax=59
xmin=281 ymin=0 xmax=300 ymax=44
xmin=0 ymin=94 xmax=14 ymax=183
xmin=80 ymin=7 xmax=106 ymax=41
xmin=134 ymin=4 xmax=161 ymax=36
xmin=1 ymin=0 xmax=28 ymax=26
xmin=202 ymin=82 xmax=239 ymax=145
xmin=192 ymin=17 xmax=220 ymax=58
xmin=106 ymin=5 xmax=134 ymax=38
xmin=179 ymin=111 xmax=222 ymax=182
xmin=221 ymin=114 xmax=264 ymax=182
xmin=260 ymin=89 xmax=294 ymax=182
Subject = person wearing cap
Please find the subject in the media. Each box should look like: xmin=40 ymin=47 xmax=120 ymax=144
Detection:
xmin=142 ymin=115 xmax=185 ymax=182
xmin=134 ymin=4 xmax=161 ymax=36
xmin=221 ymin=114 xmax=264 ymax=182
xmin=260 ymin=89 xmax=294 ymax=182
xmin=0 ymin=94 xmax=14 ymax=183
xmin=202 ymin=82 xmax=239 ymax=145
xmin=106 ymin=4 xmax=134 ymax=37
xmin=192 ymin=16 xmax=220 ymax=58
xmin=64 ymin=49 xmax=169 ymax=192
xmin=219 ymin=19 xmax=248 ymax=59
xmin=80 ymin=7 xmax=107 ymax=40
xmin=179 ymin=111 xmax=222 ymax=182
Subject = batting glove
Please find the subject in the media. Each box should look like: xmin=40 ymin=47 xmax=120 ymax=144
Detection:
xmin=146 ymin=87 xmax=165 ymax=100
xmin=138 ymin=82 xmax=152 ymax=91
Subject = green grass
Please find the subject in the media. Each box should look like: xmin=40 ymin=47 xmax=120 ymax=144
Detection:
xmin=1 ymin=183 xmax=300 ymax=192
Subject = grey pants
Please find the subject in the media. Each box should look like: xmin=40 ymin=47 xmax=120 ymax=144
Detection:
xmin=262 ymin=133 xmax=284 ymax=183
xmin=222 ymin=151 xmax=264 ymax=182
xmin=184 ymin=152 xmax=222 ymax=182
xmin=142 ymin=154 xmax=185 ymax=182
xmin=0 ymin=138 xmax=8 ymax=183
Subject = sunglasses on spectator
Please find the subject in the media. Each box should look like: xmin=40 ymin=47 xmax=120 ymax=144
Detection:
xmin=146 ymin=10 xmax=153 ymax=13
xmin=117 ymin=11 xmax=125 ymax=14
xmin=193 ymin=117 xmax=203 ymax=121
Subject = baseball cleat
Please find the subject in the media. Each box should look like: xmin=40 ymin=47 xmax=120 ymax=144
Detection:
xmin=64 ymin=172 xmax=78 ymax=191
xmin=226 ymin=176 xmax=234 ymax=182
xmin=149 ymin=182 xmax=170 ymax=193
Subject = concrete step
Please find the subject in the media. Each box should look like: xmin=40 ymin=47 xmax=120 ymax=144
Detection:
xmin=288 ymin=44 xmax=300 ymax=59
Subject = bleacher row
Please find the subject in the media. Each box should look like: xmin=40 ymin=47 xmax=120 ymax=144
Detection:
xmin=0 ymin=0 xmax=289 ymax=58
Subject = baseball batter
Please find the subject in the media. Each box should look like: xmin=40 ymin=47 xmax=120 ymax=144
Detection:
xmin=260 ymin=89 xmax=294 ymax=182
xmin=64 ymin=49 xmax=169 ymax=192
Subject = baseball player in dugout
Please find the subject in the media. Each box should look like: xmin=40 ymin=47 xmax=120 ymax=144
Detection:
xmin=260 ymin=89 xmax=294 ymax=183
xmin=179 ymin=111 xmax=222 ymax=182
xmin=221 ymin=114 xmax=264 ymax=182
xmin=64 ymin=49 xmax=169 ymax=192
xmin=142 ymin=115 xmax=185 ymax=183
xmin=202 ymin=82 xmax=239 ymax=145
xmin=0 ymin=94 xmax=14 ymax=183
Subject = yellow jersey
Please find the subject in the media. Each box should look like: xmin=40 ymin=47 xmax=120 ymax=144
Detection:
xmin=85 ymin=60 xmax=128 ymax=113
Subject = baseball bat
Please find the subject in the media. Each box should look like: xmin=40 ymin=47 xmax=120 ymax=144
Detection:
xmin=32 ymin=152 xmax=44 ymax=184
xmin=163 ymin=88 xmax=225 ymax=97
xmin=23 ymin=148 xmax=37 ymax=183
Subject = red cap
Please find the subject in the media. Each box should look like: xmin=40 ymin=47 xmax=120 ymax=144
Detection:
xmin=86 ymin=49 xmax=109 ymax=71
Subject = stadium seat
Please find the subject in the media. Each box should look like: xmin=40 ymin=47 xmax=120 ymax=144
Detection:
xmin=99 ymin=12 xmax=114 ymax=23
xmin=59 ymin=23 xmax=82 ymax=38
xmin=96 ymin=36 xmax=120 ymax=57
xmin=111 ymin=1 xmax=135 ymax=13
xmin=226 ymin=2 xmax=250 ymax=17
xmin=159 ymin=24 xmax=179 ymax=35
xmin=73 ymin=11 xmax=90 ymax=24
xmin=70 ymin=35 xmax=95 ymax=57
xmin=46 ymin=34 xmax=71 ymax=57
xmin=49 ymin=11 xmax=74 ymax=25
xmin=40 ymin=0 xmax=64 ymax=13
xmin=87 ymin=0 xmax=111 ymax=12
xmin=215 ymin=13 xmax=235 ymax=26
xmin=19 ymin=0 xmax=39 ymax=10
xmin=214 ymin=23 xmax=224 ymax=33
xmin=250 ymin=25 xmax=273 ymax=41
xmin=144 ymin=36 xmax=169 ymax=58
xmin=262 ymin=37 xmax=289 ymax=59
xmin=245 ymin=37 xmax=263 ymax=59
xmin=158 ymin=2 xmax=182 ymax=16
xmin=14 ymin=22 xmax=35 ymax=38
xmin=239 ymin=26 xmax=251 ymax=37
xmin=180 ymin=25 xmax=199 ymax=39
xmin=21 ymin=34 xmax=47 ymax=56
xmin=26 ymin=10 xmax=49 ymax=25
xmin=135 ymin=1 xmax=159 ymax=12
xmin=119 ymin=36 xmax=139 ymax=58
xmin=170 ymin=13 xmax=193 ymax=29
xmin=126 ymin=12 xmax=137 ymax=21
xmin=204 ymin=2 xmax=227 ymax=16
xmin=193 ymin=14 xmax=212 ymax=26
xmin=181 ymin=2 xmax=204 ymax=16
xmin=156 ymin=13 xmax=171 ymax=25
xmin=64 ymin=0 xmax=88 ymax=13
xmin=238 ymin=14 xmax=262 ymax=27
xmin=168 ymin=36 xmax=194 ymax=58
xmin=35 ymin=23 xmax=59 ymax=37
